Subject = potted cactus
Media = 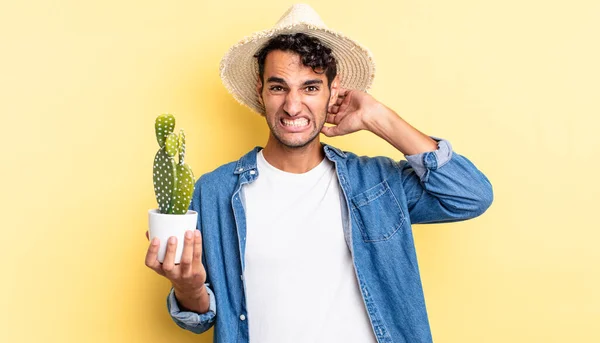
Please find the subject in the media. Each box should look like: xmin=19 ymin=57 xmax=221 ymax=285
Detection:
xmin=148 ymin=113 xmax=198 ymax=263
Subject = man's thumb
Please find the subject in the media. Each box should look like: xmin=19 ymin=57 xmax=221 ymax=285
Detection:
xmin=321 ymin=125 xmax=339 ymax=137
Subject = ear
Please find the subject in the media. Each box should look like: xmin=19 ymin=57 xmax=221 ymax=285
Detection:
xmin=256 ymin=79 xmax=264 ymax=106
xmin=328 ymin=76 xmax=340 ymax=104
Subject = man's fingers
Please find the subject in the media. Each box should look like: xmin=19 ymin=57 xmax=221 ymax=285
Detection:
xmin=145 ymin=230 xmax=149 ymax=241
xmin=192 ymin=230 xmax=204 ymax=277
xmin=162 ymin=236 xmax=178 ymax=276
xmin=145 ymin=237 xmax=165 ymax=276
xmin=180 ymin=231 xmax=195 ymax=277
xmin=337 ymin=98 xmax=351 ymax=115
xmin=337 ymin=88 xmax=349 ymax=97
xmin=328 ymin=104 xmax=340 ymax=115
xmin=330 ymin=93 xmax=350 ymax=115
xmin=326 ymin=113 xmax=337 ymax=124
xmin=321 ymin=125 xmax=340 ymax=137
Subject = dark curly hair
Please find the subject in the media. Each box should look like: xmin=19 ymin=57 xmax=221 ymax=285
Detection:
xmin=254 ymin=33 xmax=337 ymax=89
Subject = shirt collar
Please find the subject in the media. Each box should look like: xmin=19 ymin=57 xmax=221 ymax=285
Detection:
xmin=233 ymin=143 xmax=346 ymax=175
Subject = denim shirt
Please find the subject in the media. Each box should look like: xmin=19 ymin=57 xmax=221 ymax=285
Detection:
xmin=166 ymin=137 xmax=493 ymax=343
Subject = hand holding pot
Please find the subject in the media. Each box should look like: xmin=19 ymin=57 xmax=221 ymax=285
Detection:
xmin=145 ymin=229 xmax=210 ymax=313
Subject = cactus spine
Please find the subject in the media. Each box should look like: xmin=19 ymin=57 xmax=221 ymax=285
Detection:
xmin=153 ymin=114 xmax=195 ymax=214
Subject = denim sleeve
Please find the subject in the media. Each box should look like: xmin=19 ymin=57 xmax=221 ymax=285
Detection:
xmin=399 ymin=136 xmax=494 ymax=224
xmin=167 ymin=284 xmax=217 ymax=334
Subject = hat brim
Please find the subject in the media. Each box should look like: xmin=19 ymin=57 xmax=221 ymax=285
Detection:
xmin=219 ymin=23 xmax=376 ymax=115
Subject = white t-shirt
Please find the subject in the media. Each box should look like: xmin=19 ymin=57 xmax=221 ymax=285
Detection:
xmin=242 ymin=150 xmax=377 ymax=343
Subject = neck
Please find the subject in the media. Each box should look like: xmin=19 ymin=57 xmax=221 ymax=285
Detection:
xmin=261 ymin=135 xmax=325 ymax=173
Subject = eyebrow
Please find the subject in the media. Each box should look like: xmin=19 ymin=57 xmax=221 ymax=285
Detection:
xmin=266 ymin=77 xmax=286 ymax=84
xmin=303 ymin=79 xmax=323 ymax=86
xmin=266 ymin=77 xmax=323 ymax=86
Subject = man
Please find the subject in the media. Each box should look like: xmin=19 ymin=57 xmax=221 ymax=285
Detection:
xmin=145 ymin=4 xmax=493 ymax=343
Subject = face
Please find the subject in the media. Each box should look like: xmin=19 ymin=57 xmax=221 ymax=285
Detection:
xmin=257 ymin=50 xmax=339 ymax=149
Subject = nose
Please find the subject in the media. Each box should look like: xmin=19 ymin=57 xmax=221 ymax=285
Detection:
xmin=283 ymin=90 xmax=302 ymax=116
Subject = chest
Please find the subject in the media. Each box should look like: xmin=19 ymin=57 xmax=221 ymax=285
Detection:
xmin=243 ymin=168 xmax=346 ymax=262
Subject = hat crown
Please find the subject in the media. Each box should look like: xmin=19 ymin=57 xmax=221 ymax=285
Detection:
xmin=273 ymin=4 xmax=327 ymax=29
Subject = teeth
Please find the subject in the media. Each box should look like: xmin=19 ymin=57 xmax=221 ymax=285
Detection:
xmin=282 ymin=118 xmax=308 ymax=127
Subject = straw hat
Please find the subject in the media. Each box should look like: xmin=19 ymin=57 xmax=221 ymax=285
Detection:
xmin=219 ymin=3 xmax=376 ymax=115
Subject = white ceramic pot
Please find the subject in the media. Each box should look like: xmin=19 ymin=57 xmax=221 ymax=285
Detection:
xmin=148 ymin=209 xmax=198 ymax=264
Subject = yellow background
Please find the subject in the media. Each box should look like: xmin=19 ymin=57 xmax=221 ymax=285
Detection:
xmin=2 ymin=0 xmax=598 ymax=342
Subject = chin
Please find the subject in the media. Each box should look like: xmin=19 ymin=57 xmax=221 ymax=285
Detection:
xmin=276 ymin=132 xmax=319 ymax=149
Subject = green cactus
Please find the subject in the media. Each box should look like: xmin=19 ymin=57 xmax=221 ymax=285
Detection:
xmin=153 ymin=114 xmax=195 ymax=214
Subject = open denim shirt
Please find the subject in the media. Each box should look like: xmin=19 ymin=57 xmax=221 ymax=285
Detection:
xmin=165 ymin=137 xmax=493 ymax=343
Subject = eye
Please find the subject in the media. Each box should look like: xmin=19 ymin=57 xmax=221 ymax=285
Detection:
xmin=269 ymin=86 xmax=285 ymax=92
xmin=305 ymin=86 xmax=319 ymax=92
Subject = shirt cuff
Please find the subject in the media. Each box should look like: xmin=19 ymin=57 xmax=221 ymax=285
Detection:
xmin=404 ymin=136 xmax=453 ymax=181
xmin=167 ymin=284 xmax=217 ymax=327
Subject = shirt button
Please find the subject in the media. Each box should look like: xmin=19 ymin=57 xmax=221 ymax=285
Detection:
xmin=238 ymin=168 xmax=243 ymax=172
xmin=250 ymin=170 xmax=256 ymax=175
xmin=240 ymin=275 xmax=243 ymax=280
xmin=240 ymin=314 xmax=246 ymax=321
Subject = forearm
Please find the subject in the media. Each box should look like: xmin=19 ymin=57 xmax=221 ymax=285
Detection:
xmin=364 ymin=103 xmax=438 ymax=156
xmin=174 ymin=284 xmax=211 ymax=314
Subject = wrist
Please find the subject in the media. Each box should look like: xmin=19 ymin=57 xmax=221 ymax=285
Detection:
xmin=364 ymin=103 xmax=397 ymax=135
xmin=173 ymin=284 xmax=210 ymax=313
